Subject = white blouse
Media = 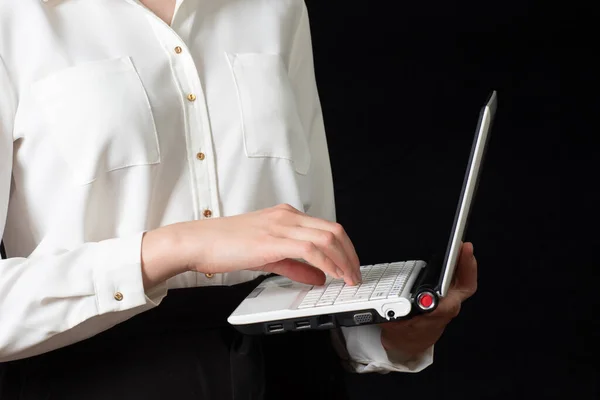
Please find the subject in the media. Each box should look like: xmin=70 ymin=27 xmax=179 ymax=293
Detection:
xmin=0 ymin=0 xmax=432 ymax=372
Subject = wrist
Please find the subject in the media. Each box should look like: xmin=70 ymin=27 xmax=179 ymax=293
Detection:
xmin=140 ymin=224 xmax=189 ymax=289
xmin=380 ymin=327 xmax=426 ymax=362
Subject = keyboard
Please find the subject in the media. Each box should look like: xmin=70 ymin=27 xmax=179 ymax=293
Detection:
xmin=298 ymin=261 xmax=418 ymax=308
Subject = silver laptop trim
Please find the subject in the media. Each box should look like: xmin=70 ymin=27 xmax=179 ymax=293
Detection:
xmin=439 ymin=91 xmax=497 ymax=297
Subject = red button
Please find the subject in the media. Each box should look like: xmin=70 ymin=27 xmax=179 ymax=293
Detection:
xmin=419 ymin=293 xmax=434 ymax=308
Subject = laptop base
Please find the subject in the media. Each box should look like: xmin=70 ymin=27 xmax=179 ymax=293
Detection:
xmin=234 ymin=307 xmax=394 ymax=335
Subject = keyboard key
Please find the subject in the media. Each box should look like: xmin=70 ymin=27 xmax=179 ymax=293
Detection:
xmin=358 ymin=285 xmax=375 ymax=291
xmin=361 ymin=279 xmax=379 ymax=286
xmin=316 ymin=299 xmax=335 ymax=306
xmin=373 ymin=287 xmax=391 ymax=296
xmin=322 ymin=293 xmax=341 ymax=301
xmin=301 ymin=297 xmax=322 ymax=305
xmin=370 ymin=291 xmax=389 ymax=300
xmin=337 ymin=288 xmax=362 ymax=298
xmin=296 ymin=261 xmax=419 ymax=308
xmin=387 ymin=268 xmax=414 ymax=297
xmin=377 ymin=277 xmax=396 ymax=286
xmin=370 ymin=263 xmax=387 ymax=271
xmin=386 ymin=262 xmax=405 ymax=271
xmin=339 ymin=287 xmax=358 ymax=297
xmin=358 ymin=281 xmax=376 ymax=288
xmin=298 ymin=302 xmax=317 ymax=308
xmin=324 ymin=286 xmax=343 ymax=294
xmin=334 ymin=294 xmax=371 ymax=304
xmin=388 ymin=285 xmax=407 ymax=297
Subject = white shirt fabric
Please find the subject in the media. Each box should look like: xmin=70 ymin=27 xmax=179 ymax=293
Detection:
xmin=0 ymin=0 xmax=432 ymax=372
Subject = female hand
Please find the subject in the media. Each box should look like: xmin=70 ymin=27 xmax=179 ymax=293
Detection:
xmin=380 ymin=243 xmax=478 ymax=359
xmin=142 ymin=204 xmax=361 ymax=287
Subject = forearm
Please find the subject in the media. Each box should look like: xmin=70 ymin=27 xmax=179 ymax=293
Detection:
xmin=0 ymin=232 xmax=172 ymax=362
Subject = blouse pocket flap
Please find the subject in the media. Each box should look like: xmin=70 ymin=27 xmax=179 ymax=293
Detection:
xmin=227 ymin=53 xmax=310 ymax=175
xmin=32 ymin=56 xmax=160 ymax=185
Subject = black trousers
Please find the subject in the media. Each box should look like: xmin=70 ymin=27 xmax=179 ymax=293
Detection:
xmin=0 ymin=278 xmax=349 ymax=400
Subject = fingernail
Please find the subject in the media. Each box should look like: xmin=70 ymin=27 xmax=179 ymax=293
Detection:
xmin=336 ymin=268 xmax=345 ymax=278
xmin=355 ymin=272 xmax=363 ymax=284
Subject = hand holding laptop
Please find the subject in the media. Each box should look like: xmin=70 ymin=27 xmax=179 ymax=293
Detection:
xmin=381 ymin=242 xmax=478 ymax=358
xmin=227 ymin=91 xmax=496 ymax=335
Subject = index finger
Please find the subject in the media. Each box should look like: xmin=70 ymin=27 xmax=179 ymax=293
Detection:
xmin=296 ymin=216 xmax=360 ymax=274
xmin=273 ymin=205 xmax=359 ymax=268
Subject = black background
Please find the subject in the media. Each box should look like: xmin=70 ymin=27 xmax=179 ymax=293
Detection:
xmin=0 ymin=2 xmax=596 ymax=399
xmin=301 ymin=1 xmax=596 ymax=399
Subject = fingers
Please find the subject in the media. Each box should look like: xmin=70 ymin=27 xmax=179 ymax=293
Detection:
xmin=383 ymin=315 xmax=438 ymax=334
xmin=268 ymin=203 xmax=361 ymax=284
xmin=277 ymin=226 xmax=358 ymax=284
xmin=271 ymin=238 xmax=354 ymax=285
xmin=453 ymin=242 xmax=478 ymax=301
xmin=296 ymin=217 xmax=360 ymax=272
xmin=381 ymin=243 xmax=479 ymax=340
xmin=263 ymin=258 xmax=326 ymax=286
xmin=427 ymin=244 xmax=477 ymax=319
xmin=427 ymin=296 xmax=462 ymax=320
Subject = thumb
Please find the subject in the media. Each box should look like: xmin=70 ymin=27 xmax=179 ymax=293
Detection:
xmin=261 ymin=258 xmax=327 ymax=286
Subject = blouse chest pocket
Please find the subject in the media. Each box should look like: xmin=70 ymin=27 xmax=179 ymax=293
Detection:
xmin=226 ymin=53 xmax=311 ymax=175
xmin=32 ymin=57 xmax=160 ymax=185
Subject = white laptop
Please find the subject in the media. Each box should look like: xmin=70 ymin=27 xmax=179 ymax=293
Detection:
xmin=228 ymin=91 xmax=498 ymax=334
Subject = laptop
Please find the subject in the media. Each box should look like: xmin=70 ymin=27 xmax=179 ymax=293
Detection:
xmin=228 ymin=91 xmax=497 ymax=334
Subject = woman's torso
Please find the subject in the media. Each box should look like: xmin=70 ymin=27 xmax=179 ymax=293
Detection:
xmin=0 ymin=0 xmax=324 ymax=289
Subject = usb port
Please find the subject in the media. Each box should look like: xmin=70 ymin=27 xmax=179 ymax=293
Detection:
xmin=267 ymin=323 xmax=284 ymax=333
xmin=294 ymin=320 xmax=311 ymax=330
xmin=317 ymin=315 xmax=334 ymax=328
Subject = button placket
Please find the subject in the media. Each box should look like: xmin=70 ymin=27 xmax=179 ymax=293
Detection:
xmin=168 ymin=50 xmax=222 ymax=284
xmin=166 ymin=41 xmax=215 ymax=215
xmin=131 ymin=0 xmax=223 ymax=286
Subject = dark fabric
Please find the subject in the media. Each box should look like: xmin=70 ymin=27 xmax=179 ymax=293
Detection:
xmin=261 ymin=330 xmax=350 ymax=400
xmin=0 ymin=279 xmax=266 ymax=400
xmin=0 ymin=277 xmax=350 ymax=400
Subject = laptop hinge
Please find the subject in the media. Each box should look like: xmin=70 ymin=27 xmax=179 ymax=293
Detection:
xmin=410 ymin=254 xmax=442 ymax=297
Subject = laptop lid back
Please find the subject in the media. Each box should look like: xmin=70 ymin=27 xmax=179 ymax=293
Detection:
xmin=438 ymin=91 xmax=498 ymax=297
